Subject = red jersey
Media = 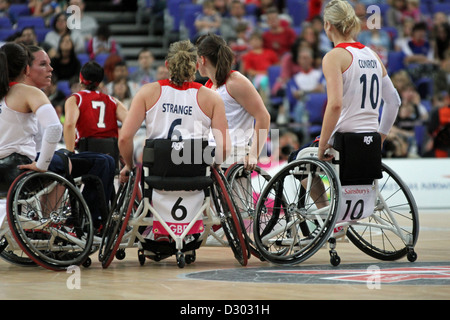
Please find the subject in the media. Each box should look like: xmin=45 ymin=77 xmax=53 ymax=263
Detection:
xmin=72 ymin=90 xmax=119 ymax=142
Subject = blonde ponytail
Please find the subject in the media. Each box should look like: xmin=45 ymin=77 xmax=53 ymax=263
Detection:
xmin=166 ymin=40 xmax=198 ymax=87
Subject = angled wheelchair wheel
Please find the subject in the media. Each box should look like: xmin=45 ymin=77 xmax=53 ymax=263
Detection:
xmin=0 ymin=235 xmax=36 ymax=267
xmin=254 ymin=158 xmax=341 ymax=265
xmin=100 ymin=165 xmax=142 ymax=269
xmin=346 ymin=162 xmax=419 ymax=262
xmin=7 ymin=171 xmax=94 ymax=271
xmin=225 ymin=163 xmax=271 ymax=260
xmin=211 ymin=166 xmax=250 ymax=266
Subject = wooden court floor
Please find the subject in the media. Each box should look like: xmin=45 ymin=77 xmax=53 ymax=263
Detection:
xmin=0 ymin=210 xmax=449 ymax=301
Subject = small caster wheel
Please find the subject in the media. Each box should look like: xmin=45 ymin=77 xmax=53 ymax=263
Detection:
xmin=330 ymin=251 xmax=340 ymax=267
xmin=138 ymin=250 xmax=145 ymax=266
xmin=176 ymin=252 xmax=185 ymax=268
xmin=407 ymin=250 xmax=417 ymax=262
xmin=186 ymin=251 xmax=196 ymax=264
xmin=82 ymin=257 xmax=92 ymax=268
xmin=115 ymin=249 xmax=126 ymax=260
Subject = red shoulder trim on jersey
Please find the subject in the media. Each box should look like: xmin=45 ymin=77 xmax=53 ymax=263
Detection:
xmin=335 ymin=42 xmax=365 ymax=49
xmin=158 ymin=79 xmax=203 ymax=90
xmin=205 ymin=79 xmax=213 ymax=88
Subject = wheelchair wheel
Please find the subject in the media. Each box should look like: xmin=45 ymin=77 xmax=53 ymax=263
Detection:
xmin=346 ymin=162 xmax=419 ymax=262
xmin=0 ymin=235 xmax=36 ymax=267
xmin=211 ymin=166 xmax=250 ymax=266
xmin=100 ymin=165 xmax=142 ymax=269
xmin=7 ymin=171 xmax=94 ymax=271
xmin=254 ymin=158 xmax=341 ymax=265
xmin=225 ymin=163 xmax=271 ymax=260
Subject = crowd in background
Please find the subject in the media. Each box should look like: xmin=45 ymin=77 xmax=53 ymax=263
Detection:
xmin=0 ymin=0 xmax=449 ymax=160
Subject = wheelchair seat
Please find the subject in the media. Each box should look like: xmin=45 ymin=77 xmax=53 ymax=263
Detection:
xmin=77 ymin=137 xmax=120 ymax=170
xmin=0 ymin=153 xmax=31 ymax=197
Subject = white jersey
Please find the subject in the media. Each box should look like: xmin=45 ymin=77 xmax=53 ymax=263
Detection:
xmin=329 ymin=42 xmax=383 ymax=144
xmin=0 ymin=97 xmax=37 ymax=160
xmin=205 ymin=72 xmax=254 ymax=148
xmin=145 ymin=80 xmax=211 ymax=140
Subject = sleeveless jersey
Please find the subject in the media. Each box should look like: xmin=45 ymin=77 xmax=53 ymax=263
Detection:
xmin=205 ymin=72 xmax=254 ymax=148
xmin=0 ymin=97 xmax=37 ymax=161
xmin=145 ymin=80 xmax=211 ymax=140
xmin=72 ymin=90 xmax=119 ymax=142
xmin=330 ymin=42 xmax=383 ymax=144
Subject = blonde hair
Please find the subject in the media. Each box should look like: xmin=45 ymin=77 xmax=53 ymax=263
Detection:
xmin=166 ymin=40 xmax=198 ymax=87
xmin=324 ymin=0 xmax=361 ymax=38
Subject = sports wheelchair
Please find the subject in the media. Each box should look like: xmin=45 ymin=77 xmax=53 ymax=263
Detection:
xmin=225 ymin=163 xmax=272 ymax=260
xmin=0 ymin=153 xmax=112 ymax=271
xmin=99 ymin=138 xmax=250 ymax=269
xmin=253 ymin=132 xmax=419 ymax=266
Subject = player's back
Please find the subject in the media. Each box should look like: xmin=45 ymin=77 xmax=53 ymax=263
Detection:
xmin=73 ymin=90 xmax=119 ymax=139
xmin=334 ymin=42 xmax=383 ymax=134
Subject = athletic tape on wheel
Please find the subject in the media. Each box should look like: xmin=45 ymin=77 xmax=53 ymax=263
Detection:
xmin=152 ymin=190 xmax=204 ymax=236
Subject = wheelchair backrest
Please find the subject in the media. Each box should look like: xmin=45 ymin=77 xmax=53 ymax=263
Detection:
xmin=332 ymin=132 xmax=382 ymax=186
xmin=142 ymin=138 xmax=214 ymax=178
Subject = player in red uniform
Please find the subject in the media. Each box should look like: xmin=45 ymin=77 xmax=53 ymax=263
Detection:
xmin=64 ymin=61 xmax=128 ymax=229
xmin=64 ymin=61 xmax=128 ymax=152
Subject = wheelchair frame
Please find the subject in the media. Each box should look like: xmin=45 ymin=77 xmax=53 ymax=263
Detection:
xmin=3 ymin=170 xmax=104 ymax=271
xmin=253 ymin=146 xmax=419 ymax=266
xmin=99 ymin=164 xmax=250 ymax=269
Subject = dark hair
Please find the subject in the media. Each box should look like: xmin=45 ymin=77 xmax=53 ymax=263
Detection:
xmin=27 ymin=45 xmax=44 ymax=66
xmin=196 ymin=33 xmax=234 ymax=87
xmin=412 ymin=21 xmax=428 ymax=33
xmin=0 ymin=43 xmax=30 ymax=100
xmin=80 ymin=61 xmax=104 ymax=90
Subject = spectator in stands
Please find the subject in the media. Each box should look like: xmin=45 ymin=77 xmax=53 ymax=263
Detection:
xmin=311 ymin=15 xmax=333 ymax=54
xmin=271 ymin=37 xmax=306 ymax=98
xmin=287 ymin=46 xmax=326 ymax=123
xmin=69 ymin=0 xmax=98 ymax=41
xmin=18 ymin=26 xmax=39 ymax=46
xmin=44 ymin=12 xmax=85 ymax=56
xmin=29 ymin=0 xmax=59 ymax=24
xmin=386 ymin=0 xmax=408 ymax=29
xmin=241 ymin=30 xmax=278 ymax=103
xmin=220 ymin=0 xmax=254 ymax=42
xmin=155 ymin=64 xmax=169 ymax=80
xmin=213 ymin=0 xmax=229 ymax=17
xmin=358 ymin=27 xmax=392 ymax=65
xmin=129 ymin=48 xmax=156 ymax=88
xmin=0 ymin=0 xmax=15 ymax=24
xmin=194 ymin=0 xmax=221 ymax=40
xmin=400 ymin=21 xmax=437 ymax=81
xmin=51 ymin=33 xmax=81 ymax=81
xmin=229 ymin=23 xmax=251 ymax=70
xmin=111 ymin=77 xmax=132 ymax=109
xmin=104 ymin=60 xmax=139 ymax=97
xmin=390 ymin=83 xmax=429 ymax=157
xmin=299 ymin=24 xmax=325 ymax=67
xmin=87 ymin=23 xmax=118 ymax=60
xmin=394 ymin=17 xmax=414 ymax=51
xmin=432 ymin=22 xmax=450 ymax=62
xmin=425 ymin=88 xmax=450 ymax=157
xmin=262 ymin=7 xmax=297 ymax=57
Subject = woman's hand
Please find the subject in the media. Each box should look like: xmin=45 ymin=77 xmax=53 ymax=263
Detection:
xmin=17 ymin=161 xmax=46 ymax=172
xmin=318 ymin=144 xmax=334 ymax=161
